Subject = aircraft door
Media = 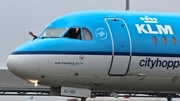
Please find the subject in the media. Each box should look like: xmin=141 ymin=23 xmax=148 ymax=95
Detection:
xmin=105 ymin=18 xmax=132 ymax=76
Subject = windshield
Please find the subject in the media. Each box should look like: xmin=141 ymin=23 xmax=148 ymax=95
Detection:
xmin=40 ymin=28 xmax=67 ymax=38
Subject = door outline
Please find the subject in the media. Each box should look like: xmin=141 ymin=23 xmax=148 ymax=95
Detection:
xmin=104 ymin=18 xmax=132 ymax=76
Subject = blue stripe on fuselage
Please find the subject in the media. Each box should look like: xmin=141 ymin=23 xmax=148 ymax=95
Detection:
xmin=11 ymin=51 xmax=180 ymax=57
xmin=11 ymin=51 xmax=112 ymax=55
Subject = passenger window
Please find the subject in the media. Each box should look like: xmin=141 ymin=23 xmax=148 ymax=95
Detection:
xmin=172 ymin=36 xmax=177 ymax=45
xmin=152 ymin=36 xmax=157 ymax=44
xmin=64 ymin=28 xmax=81 ymax=39
xmin=82 ymin=28 xmax=92 ymax=40
xmin=162 ymin=36 xmax=167 ymax=45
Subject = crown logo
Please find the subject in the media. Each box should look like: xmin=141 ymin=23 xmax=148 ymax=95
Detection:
xmin=140 ymin=16 xmax=158 ymax=23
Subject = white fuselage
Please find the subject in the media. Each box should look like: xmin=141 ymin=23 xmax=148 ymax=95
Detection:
xmin=7 ymin=54 xmax=180 ymax=93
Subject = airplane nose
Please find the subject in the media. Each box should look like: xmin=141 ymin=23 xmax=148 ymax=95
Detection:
xmin=7 ymin=46 xmax=40 ymax=78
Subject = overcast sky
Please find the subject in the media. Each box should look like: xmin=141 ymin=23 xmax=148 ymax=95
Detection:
xmin=1 ymin=0 xmax=180 ymax=101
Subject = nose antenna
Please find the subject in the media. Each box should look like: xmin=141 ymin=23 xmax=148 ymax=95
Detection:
xmin=126 ymin=0 xmax=130 ymax=11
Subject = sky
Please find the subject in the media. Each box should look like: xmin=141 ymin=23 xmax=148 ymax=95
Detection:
xmin=1 ymin=0 xmax=180 ymax=101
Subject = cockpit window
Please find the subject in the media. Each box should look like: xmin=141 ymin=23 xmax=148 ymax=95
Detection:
xmin=63 ymin=28 xmax=81 ymax=39
xmin=63 ymin=28 xmax=92 ymax=40
xmin=82 ymin=28 xmax=92 ymax=40
xmin=40 ymin=28 xmax=67 ymax=38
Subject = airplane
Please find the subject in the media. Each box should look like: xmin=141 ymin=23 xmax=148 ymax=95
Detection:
xmin=6 ymin=10 xmax=180 ymax=101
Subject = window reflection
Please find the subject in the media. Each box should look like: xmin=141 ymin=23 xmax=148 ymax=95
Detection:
xmin=40 ymin=28 xmax=67 ymax=38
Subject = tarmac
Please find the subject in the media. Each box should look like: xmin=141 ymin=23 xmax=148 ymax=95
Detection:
xmin=67 ymin=97 xmax=161 ymax=101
